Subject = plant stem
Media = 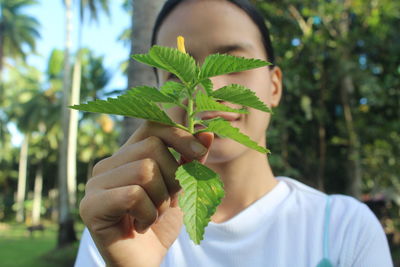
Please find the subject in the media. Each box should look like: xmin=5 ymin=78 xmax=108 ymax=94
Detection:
xmin=187 ymin=97 xmax=194 ymax=134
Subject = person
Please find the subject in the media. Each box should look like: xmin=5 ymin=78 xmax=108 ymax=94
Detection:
xmin=75 ymin=0 xmax=393 ymax=266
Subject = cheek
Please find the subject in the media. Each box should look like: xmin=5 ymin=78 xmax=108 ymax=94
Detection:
xmin=236 ymin=70 xmax=272 ymax=106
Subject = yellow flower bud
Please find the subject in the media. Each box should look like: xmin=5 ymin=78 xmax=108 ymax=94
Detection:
xmin=177 ymin=35 xmax=186 ymax=54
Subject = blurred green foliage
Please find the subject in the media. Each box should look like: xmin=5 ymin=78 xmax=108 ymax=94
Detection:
xmin=256 ymin=0 xmax=400 ymax=251
xmin=0 ymin=0 xmax=398 ymax=261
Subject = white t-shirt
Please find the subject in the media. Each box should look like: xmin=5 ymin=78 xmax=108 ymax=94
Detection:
xmin=75 ymin=177 xmax=393 ymax=267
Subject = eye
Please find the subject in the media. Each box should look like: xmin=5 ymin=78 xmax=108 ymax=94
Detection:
xmin=167 ymin=73 xmax=179 ymax=81
xmin=228 ymin=71 xmax=241 ymax=76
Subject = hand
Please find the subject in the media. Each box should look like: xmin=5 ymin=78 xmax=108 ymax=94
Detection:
xmin=79 ymin=121 xmax=213 ymax=267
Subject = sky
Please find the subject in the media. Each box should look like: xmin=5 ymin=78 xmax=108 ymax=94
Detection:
xmin=26 ymin=0 xmax=130 ymax=91
xmin=9 ymin=0 xmax=131 ymax=146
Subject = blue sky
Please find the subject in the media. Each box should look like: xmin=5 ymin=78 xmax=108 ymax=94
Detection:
xmin=9 ymin=0 xmax=131 ymax=146
xmin=26 ymin=0 xmax=130 ymax=91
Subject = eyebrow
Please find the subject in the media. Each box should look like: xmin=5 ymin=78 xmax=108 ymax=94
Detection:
xmin=185 ymin=43 xmax=254 ymax=59
xmin=211 ymin=43 xmax=254 ymax=55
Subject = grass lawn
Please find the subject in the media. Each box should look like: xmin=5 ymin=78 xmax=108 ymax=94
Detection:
xmin=1 ymin=221 xmax=399 ymax=266
xmin=0 ymin=221 xmax=84 ymax=267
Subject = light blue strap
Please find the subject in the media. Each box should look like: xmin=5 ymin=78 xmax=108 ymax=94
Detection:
xmin=317 ymin=195 xmax=333 ymax=267
xmin=323 ymin=195 xmax=332 ymax=259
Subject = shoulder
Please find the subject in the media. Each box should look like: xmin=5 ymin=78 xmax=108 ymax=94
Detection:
xmin=277 ymin=176 xmax=366 ymax=210
xmin=277 ymin=177 xmax=392 ymax=266
xmin=277 ymin=176 xmax=381 ymax=233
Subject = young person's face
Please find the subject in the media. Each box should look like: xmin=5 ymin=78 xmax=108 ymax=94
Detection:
xmin=156 ymin=0 xmax=282 ymax=163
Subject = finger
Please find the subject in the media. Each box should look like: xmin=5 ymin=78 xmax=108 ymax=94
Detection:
xmin=122 ymin=121 xmax=208 ymax=160
xmin=179 ymin=132 xmax=214 ymax=165
xmin=195 ymin=132 xmax=214 ymax=164
xmin=86 ymin=159 xmax=170 ymax=216
xmin=92 ymin=136 xmax=180 ymax=194
xmin=81 ymin=185 xmax=157 ymax=234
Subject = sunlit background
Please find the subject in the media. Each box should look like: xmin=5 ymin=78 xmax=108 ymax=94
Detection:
xmin=0 ymin=0 xmax=399 ymax=266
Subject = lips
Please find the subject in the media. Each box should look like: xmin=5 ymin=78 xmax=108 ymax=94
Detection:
xmin=198 ymin=112 xmax=241 ymax=122
xmin=195 ymin=112 xmax=241 ymax=134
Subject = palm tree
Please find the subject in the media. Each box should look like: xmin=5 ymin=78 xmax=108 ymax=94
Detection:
xmin=78 ymin=49 xmax=115 ymax=180
xmin=58 ymin=0 xmax=75 ymax=246
xmin=58 ymin=0 xmax=110 ymax=247
xmin=68 ymin=0 xmax=110 ymax=209
xmin=0 ymin=0 xmax=40 ymax=180
xmin=0 ymin=0 xmax=40 ymax=75
xmin=16 ymin=89 xmax=59 ymax=225
xmin=4 ymin=63 xmax=41 ymax=223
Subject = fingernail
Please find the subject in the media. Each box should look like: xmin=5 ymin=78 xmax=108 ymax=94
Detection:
xmin=135 ymin=222 xmax=149 ymax=234
xmin=190 ymin=141 xmax=207 ymax=156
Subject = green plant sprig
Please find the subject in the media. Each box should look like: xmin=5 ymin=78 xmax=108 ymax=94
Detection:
xmin=71 ymin=36 xmax=272 ymax=244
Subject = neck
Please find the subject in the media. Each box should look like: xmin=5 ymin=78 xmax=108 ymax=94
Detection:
xmin=207 ymin=148 xmax=277 ymax=223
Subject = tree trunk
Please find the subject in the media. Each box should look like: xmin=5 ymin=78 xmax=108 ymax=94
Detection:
xmin=317 ymin=122 xmax=326 ymax=191
xmin=49 ymin=188 xmax=59 ymax=222
xmin=67 ymin=20 xmax=83 ymax=210
xmin=317 ymin=63 xmax=327 ymax=191
xmin=32 ymin=163 xmax=43 ymax=225
xmin=338 ymin=0 xmax=362 ymax=198
xmin=0 ymin=23 xmax=4 ymax=77
xmin=341 ymin=75 xmax=362 ymax=198
xmin=121 ymin=0 xmax=164 ymax=144
xmin=58 ymin=0 xmax=77 ymax=247
xmin=16 ymin=134 xmax=29 ymax=223
xmin=0 ymin=24 xmax=5 ymax=166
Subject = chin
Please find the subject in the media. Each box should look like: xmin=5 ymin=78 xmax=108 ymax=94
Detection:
xmin=205 ymin=137 xmax=247 ymax=164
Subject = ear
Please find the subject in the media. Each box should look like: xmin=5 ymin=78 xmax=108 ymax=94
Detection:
xmin=269 ymin=66 xmax=283 ymax=108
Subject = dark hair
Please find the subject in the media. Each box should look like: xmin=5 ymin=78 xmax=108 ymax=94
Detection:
xmin=151 ymin=0 xmax=275 ymax=66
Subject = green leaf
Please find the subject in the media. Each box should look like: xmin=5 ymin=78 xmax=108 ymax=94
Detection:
xmin=195 ymin=92 xmax=248 ymax=114
xmin=202 ymin=119 xmax=270 ymax=154
xmin=70 ymin=94 xmax=176 ymax=126
xmin=200 ymin=54 xmax=271 ymax=79
xmin=149 ymin=46 xmax=199 ymax=85
xmin=128 ymin=85 xmax=176 ymax=103
xmin=176 ymin=161 xmax=225 ymax=244
xmin=131 ymin=53 xmax=165 ymax=70
xmin=212 ymin=84 xmax=272 ymax=113
xmin=160 ymin=81 xmax=187 ymax=109
xmin=199 ymin=78 xmax=213 ymax=95
xmin=160 ymin=81 xmax=186 ymax=100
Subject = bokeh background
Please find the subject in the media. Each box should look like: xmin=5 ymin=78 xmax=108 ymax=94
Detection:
xmin=0 ymin=0 xmax=399 ymax=266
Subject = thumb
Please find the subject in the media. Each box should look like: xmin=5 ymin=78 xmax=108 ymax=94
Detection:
xmin=179 ymin=132 xmax=214 ymax=165
xmin=195 ymin=132 xmax=214 ymax=164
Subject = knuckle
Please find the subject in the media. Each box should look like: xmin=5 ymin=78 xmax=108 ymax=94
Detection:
xmin=136 ymin=158 xmax=157 ymax=183
xmin=123 ymin=185 xmax=143 ymax=209
xmin=92 ymin=157 xmax=110 ymax=176
xmin=144 ymin=136 xmax=164 ymax=150
xmin=158 ymin=199 xmax=171 ymax=216
xmin=85 ymin=177 xmax=94 ymax=190
xmin=79 ymin=195 xmax=91 ymax=223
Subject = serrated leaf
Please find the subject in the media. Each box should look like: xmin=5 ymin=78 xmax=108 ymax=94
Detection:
xmin=199 ymin=78 xmax=213 ymax=95
xmin=195 ymin=92 xmax=248 ymax=114
xmin=212 ymin=84 xmax=272 ymax=113
xmin=160 ymin=81 xmax=187 ymax=109
xmin=149 ymin=46 xmax=199 ymax=85
xmin=200 ymin=54 xmax=271 ymax=79
xmin=176 ymin=161 xmax=225 ymax=244
xmin=131 ymin=53 xmax=165 ymax=70
xmin=70 ymin=94 xmax=176 ymax=126
xmin=202 ymin=119 xmax=270 ymax=154
xmin=160 ymin=81 xmax=186 ymax=100
xmin=128 ymin=85 xmax=176 ymax=103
